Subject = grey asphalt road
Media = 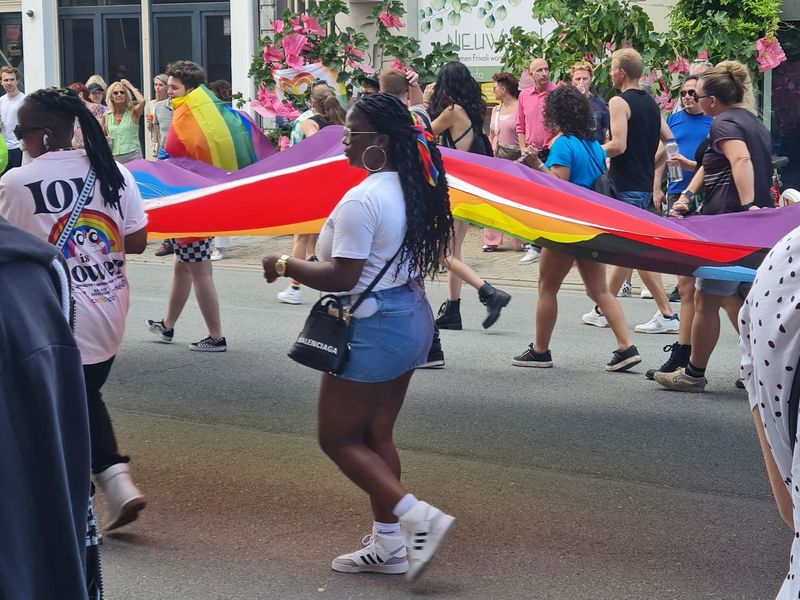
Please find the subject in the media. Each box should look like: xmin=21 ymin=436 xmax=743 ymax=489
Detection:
xmin=98 ymin=262 xmax=789 ymax=600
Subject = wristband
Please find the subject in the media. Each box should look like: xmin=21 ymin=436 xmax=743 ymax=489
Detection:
xmin=680 ymin=190 xmax=695 ymax=202
xmin=741 ymin=202 xmax=755 ymax=210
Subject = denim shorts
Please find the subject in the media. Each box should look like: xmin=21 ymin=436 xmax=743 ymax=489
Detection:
xmin=695 ymin=277 xmax=746 ymax=297
xmin=618 ymin=191 xmax=653 ymax=211
xmin=336 ymin=281 xmax=434 ymax=383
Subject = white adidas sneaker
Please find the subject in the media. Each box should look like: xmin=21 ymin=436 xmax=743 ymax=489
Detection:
xmin=331 ymin=531 xmax=408 ymax=574
xmin=399 ymin=501 xmax=455 ymax=581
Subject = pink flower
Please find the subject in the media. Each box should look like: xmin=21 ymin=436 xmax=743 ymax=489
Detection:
xmin=272 ymin=19 xmax=284 ymax=34
xmin=668 ymin=56 xmax=690 ymax=75
xmin=656 ymin=91 xmax=676 ymax=111
xmin=344 ymin=44 xmax=366 ymax=59
xmin=346 ymin=57 xmax=375 ymax=74
xmin=301 ymin=14 xmax=327 ymax=37
xmin=252 ymin=90 xmax=300 ymax=120
xmin=281 ymin=33 xmax=309 ymax=69
xmin=604 ymin=42 xmax=615 ymax=55
xmin=378 ymin=11 xmax=405 ymax=29
xmin=262 ymin=45 xmax=283 ymax=67
xmin=279 ymin=136 xmax=290 ymax=152
xmin=289 ymin=17 xmax=303 ymax=33
xmin=756 ymin=36 xmax=787 ymax=72
xmin=696 ymin=49 xmax=708 ymax=61
xmin=640 ymin=71 xmax=655 ymax=85
xmin=390 ymin=59 xmax=407 ymax=71
xmin=621 ymin=41 xmax=632 ymax=49
xmin=583 ymin=53 xmax=595 ymax=63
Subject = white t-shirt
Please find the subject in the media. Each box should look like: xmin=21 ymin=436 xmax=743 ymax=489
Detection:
xmin=0 ymin=91 xmax=25 ymax=150
xmin=0 ymin=150 xmax=147 ymax=364
xmin=318 ymin=171 xmax=409 ymax=296
xmin=739 ymin=224 xmax=800 ymax=599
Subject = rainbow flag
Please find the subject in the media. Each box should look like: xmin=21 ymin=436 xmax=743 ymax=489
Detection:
xmin=133 ymin=126 xmax=800 ymax=277
xmin=164 ymin=84 xmax=273 ymax=171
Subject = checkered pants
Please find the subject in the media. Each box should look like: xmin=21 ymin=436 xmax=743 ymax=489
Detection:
xmin=175 ymin=238 xmax=213 ymax=263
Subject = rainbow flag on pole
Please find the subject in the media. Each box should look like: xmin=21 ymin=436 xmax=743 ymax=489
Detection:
xmin=164 ymin=84 xmax=273 ymax=171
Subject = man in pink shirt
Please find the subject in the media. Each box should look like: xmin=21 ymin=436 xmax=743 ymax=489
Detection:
xmin=516 ymin=58 xmax=556 ymax=159
xmin=516 ymin=58 xmax=556 ymax=264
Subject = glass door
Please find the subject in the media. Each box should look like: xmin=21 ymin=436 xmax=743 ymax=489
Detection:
xmin=104 ymin=15 xmax=142 ymax=88
xmin=202 ymin=13 xmax=231 ymax=84
xmin=61 ymin=17 xmax=100 ymax=86
xmin=153 ymin=15 xmax=194 ymax=75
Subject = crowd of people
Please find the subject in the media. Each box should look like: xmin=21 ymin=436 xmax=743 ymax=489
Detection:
xmin=0 ymin=40 xmax=795 ymax=598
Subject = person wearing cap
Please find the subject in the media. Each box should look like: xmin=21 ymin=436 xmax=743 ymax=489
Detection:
xmin=85 ymin=75 xmax=108 ymax=106
xmin=358 ymin=74 xmax=380 ymax=97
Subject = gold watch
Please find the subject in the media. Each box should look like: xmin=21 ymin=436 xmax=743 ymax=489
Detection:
xmin=275 ymin=254 xmax=291 ymax=277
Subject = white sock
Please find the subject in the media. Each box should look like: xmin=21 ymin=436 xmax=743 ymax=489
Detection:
xmin=392 ymin=493 xmax=418 ymax=517
xmin=373 ymin=521 xmax=400 ymax=536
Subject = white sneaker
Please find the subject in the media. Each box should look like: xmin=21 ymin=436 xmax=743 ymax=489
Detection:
xmin=634 ymin=311 xmax=680 ymax=334
xmin=276 ymin=285 xmax=302 ymax=305
xmin=93 ymin=463 xmax=146 ymax=531
xmin=399 ymin=501 xmax=455 ymax=581
xmin=210 ymin=248 xmax=225 ymax=261
xmin=581 ymin=306 xmax=608 ymax=328
xmin=639 ymin=285 xmax=653 ymax=299
xmin=331 ymin=531 xmax=408 ymax=574
xmin=617 ymin=281 xmax=632 ymax=297
xmin=519 ymin=246 xmax=541 ymax=264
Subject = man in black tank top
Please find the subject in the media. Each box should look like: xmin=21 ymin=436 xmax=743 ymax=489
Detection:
xmin=582 ymin=48 xmax=680 ymax=334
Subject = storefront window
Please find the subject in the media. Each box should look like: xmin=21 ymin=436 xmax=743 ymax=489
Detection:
xmin=0 ymin=17 xmax=23 ymax=72
xmin=59 ymin=0 xmax=140 ymax=5
xmin=61 ymin=18 xmax=96 ymax=86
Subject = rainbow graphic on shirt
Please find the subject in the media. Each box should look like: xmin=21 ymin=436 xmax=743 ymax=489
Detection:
xmin=48 ymin=209 xmax=121 ymax=260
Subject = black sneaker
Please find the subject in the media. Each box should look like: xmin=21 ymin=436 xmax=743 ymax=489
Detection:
xmin=606 ymin=345 xmax=641 ymax=372
xmin=512 ymin=344 xmax=553 ymax=368
xmin=146 ymin=319 xmax=174 ymax=343
xmin=419 ymin=333 xmax=445 ymax=369
xmin=645 ymin=342 xmax=690 ymax=380
xmin=668 ymin=286 xmax=681 ymax=303
xmin=189 ymin=336 xmax=227 ymax=352
xmin=478 ymin=283 xmax=511 ymax=329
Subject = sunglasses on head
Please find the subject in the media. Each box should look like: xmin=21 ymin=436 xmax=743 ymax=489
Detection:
xmin=680 ymin=89 xmax=697 ymax=98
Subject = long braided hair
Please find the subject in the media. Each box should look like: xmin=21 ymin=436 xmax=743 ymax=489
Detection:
xmin=352 ymin=94 xmax=453 ymax=279
xmin=26 ymin=87 xmax=126 ymax=211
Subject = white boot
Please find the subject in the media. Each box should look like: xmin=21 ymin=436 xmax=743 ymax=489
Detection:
xmin=94 ymin=463 xmax=146 ymax=531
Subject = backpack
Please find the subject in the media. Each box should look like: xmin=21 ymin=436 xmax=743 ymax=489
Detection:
xmin=579 ymin=138 xmax=618 ymax=199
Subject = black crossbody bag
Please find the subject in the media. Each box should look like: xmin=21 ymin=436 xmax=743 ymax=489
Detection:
xmin=579 ymin=138 xmax=618 ymax=199
xmin=288 ymin=247 xmax=402 ymax=374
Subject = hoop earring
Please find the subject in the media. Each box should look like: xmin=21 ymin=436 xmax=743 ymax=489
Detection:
xmin=362 ymin=145 xmax=387 ymax=173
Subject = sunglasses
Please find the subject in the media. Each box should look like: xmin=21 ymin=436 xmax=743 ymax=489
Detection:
xmin=342 ymin=127 xmax=378 ymax=144
xmin=679 ymin=89 xmax=697 ymax=98
xmin=112 ymin=90 xmax=127 ymax=96
xmin=694 ymin=94 xmax=710 ymax=100
xmin=13 ymin=125 xmax=43 ymax=140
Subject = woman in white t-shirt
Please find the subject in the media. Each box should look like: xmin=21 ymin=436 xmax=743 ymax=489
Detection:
xmin=0 ymin=88 xmax=149 ymax=532
xmin=263 ymin=94 xmax=455 ymax=581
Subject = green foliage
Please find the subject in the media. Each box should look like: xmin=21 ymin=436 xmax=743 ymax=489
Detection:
xmin=668 ymin=0 xmax=782 ymax=71
xmin=419 ymin=0 xmax=517 ymax=35
xmin=496 ymin=0 xmax=668 ymax=100
xmin=369 ymin=0 xmax=460 ymax=84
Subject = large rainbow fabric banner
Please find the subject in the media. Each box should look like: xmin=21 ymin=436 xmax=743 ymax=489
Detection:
xmin=164 ymin=84 xmax=274 ymax=171
xmin=132 ymin=126 xmax=800 ymax=277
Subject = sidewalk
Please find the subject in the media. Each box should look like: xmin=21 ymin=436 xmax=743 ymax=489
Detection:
xmin=131 ymin=225 xmax=678 ymax=293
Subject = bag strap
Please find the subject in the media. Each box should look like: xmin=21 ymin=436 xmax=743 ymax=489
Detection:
xmin=54 ymin=168 xmax=96 ymax=251
xmin=578 ymin=138 xmax=606 ymax=181
xmin=349 ymin=246 xmax=403 ymax=314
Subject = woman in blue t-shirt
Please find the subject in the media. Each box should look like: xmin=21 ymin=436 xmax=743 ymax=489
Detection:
xmin=514 ymin=85 xmax=640 ymax=372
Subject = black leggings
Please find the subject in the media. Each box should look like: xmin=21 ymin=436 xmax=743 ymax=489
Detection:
xmin=83 ymin=357 xmax=128 ymax=473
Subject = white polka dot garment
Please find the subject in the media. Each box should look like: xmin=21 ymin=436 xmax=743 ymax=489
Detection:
xmin=739 ymin=224 xmax=800 ymax=599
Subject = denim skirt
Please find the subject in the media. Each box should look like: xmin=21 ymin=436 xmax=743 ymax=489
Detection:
xmin=336 ymin=281 xmax=433 ymax=383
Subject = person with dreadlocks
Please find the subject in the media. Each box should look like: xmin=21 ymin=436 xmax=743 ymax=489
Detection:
xmin=0 ymin=87 xmax=148 ymax=532
xmin=263 ymin=93 xmax=456 ymax=581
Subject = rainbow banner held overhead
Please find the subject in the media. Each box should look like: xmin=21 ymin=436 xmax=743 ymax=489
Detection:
xmin=164 ymin=84 xmax=273 ymax=171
